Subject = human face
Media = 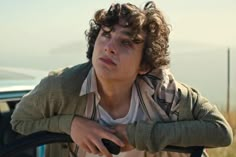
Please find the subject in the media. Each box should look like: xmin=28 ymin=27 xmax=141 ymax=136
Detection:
xmin=92 ymin=25 xmax=146 ymax=83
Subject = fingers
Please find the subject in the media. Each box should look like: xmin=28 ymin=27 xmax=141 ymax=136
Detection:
xmin=102 ymin=126 xmax=116 ymax=133
xmin=80 ymin=143 xmax=91 ymax=154
xmin=78 ymin=128 xmax=117 ymax=156
xmin=94 ymin=139 xmax=112 ymax=157
xmin=95 ymin=125 xmax=125 ymax=147
xmin=81 ymin=139 xmax=107 ymax=156
xmin=80 ymin=138 xmax=112 ymax=157
xmin=120 ymin=144 xmax=134 ymax=152
xmin=87 ymin=140 xmax=100 ymax=154
xmin=70 ymin=116 xmax=124 ymax=156
xmin=102 ymin=131 xmax=125 ymax=147
xmin=114 ymin=124 xmax=128 ymax=141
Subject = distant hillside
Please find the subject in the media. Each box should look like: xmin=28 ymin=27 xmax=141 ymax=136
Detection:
xmin=49 ymin=41 xmax=87 ymax=54
xmin=169 ymin=40 xmax=234 ymax=54
xmin=48 ymin=40 xmax=235 ymax=55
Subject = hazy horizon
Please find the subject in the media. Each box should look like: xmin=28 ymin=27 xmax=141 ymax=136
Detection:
xmin=1 ymin=0 xmax=236 ymax=55
xmin=0 ymin=41 xmax=235 ymax=110
xmin=0 ymin=0 xmax=235 ymax=110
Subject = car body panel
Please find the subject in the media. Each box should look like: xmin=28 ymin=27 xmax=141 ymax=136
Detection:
xmin=0 ymin=67 xmax=47 ymax=157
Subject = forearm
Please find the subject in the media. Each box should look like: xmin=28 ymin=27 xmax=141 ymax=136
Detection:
xmin=127 ymin=118 xmax=232 ymax=152
xmin=10 ymin=74 xmax=75 ymax=135
xmin=11 ymin=113 xmax=74 ymax=135
xmin=127 ymin=105 xmax=233 ymax=153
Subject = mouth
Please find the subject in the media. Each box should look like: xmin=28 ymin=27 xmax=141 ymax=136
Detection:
xmin=99 ymin=57 xmax=117 ymax=66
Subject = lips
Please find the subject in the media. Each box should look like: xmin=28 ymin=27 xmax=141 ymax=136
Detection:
xmin=99 ymin=57 xmax=117 ymax=66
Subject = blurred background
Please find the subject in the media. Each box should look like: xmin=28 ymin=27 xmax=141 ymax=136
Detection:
xmin=0 ymin=0 xmax=235 ymax=156
xmin=0 ymin=0 xmax=235 ymax=110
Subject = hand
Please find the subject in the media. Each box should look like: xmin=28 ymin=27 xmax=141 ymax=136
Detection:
xmin=70 ymin=116 xmax=124 ymax=157
xmin=114 ymin=124 xmax=134 ymax=152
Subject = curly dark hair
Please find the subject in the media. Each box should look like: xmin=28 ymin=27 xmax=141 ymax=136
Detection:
xmin=85 ymin=1 xmax=170 ymax=70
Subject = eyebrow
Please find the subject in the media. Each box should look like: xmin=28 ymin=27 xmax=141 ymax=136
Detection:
xmin=102 ymin=26 xmax=144 ymax=43
xmin=120 ymin=30 xmax=133 ymax=38
xmin=103 ymin=26 xmax=132 ymax=38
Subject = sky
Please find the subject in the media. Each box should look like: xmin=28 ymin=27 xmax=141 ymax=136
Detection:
xmin=0 ymin=0 xmax=236 ymax=55
xmin=0 ymin=0 xmax=235 ymax=107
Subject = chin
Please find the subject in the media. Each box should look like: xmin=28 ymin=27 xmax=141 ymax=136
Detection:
xmin=96 ymin=68 xmax=113 ymax=78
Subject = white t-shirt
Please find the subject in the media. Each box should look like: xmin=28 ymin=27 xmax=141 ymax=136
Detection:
xmin=85 ymin=85 xmax=145 ymax=157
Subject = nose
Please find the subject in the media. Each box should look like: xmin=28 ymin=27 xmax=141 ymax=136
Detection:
xmin=104 ymin=40 xmax=116 ymax=55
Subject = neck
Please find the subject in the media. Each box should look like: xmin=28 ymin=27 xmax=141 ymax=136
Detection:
xmin=96 ymin=76 xmax=134 ymax=118
xmin=97 ymin=78 xmax=133 ymax=105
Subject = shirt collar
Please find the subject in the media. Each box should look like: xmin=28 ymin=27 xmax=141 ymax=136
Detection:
xmin=80 ymin=67 xmax=98 ymax=96
xmin=79 ymin=66 xmax=173 ymax=99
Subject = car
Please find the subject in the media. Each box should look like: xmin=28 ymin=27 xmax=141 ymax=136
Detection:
xmin=0 ymin=67 xmax=47 ymax=157
xmin=0 ymin=67 xmax=204 ymax=157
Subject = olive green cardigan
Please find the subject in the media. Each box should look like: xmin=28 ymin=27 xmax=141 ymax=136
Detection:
xmin=11 ymin=62 xmax=233 ymax=157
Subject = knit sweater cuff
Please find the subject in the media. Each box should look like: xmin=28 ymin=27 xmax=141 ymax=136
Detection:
xmin=58 ymin=115 xmax=75 ymax=135
xmin=127 ymin=121 xmax=154 ymax=151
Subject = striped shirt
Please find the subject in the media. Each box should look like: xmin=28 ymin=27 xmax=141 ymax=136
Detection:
xmin=77 ymin=67 xmax=181 ymax=157
xmin=80 ymin=67 xmax=180 ymax=121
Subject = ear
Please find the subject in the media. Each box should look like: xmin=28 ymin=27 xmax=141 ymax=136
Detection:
xmin=138 ymin=64 xmax=151 ymax=75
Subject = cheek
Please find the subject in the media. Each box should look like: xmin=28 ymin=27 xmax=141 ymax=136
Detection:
xmin=120 ymin=56 xmax=141 ymax=72
xmin=93 ymin=41 xmax=103 ymax=56
xmin=95 ymin=35 xmax=107 ymax=46
xmin=91 ymin=45 xmax=100 ymax=64
xmin=93 ymin=40 xmax=100 ymax=51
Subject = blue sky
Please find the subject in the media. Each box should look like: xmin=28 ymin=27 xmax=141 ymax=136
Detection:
xmin=0 ymin=0 xmax=236 ymax=55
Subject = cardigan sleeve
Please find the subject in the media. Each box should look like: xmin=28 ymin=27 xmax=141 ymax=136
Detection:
xmin=11 ymin=74 xmax=75 ymax=135
xmin=126 ymin=84 xmax=233 ymax=152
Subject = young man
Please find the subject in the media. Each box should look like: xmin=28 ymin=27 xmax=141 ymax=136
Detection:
xmin=11 ymin=1 xmax=233 ymax=157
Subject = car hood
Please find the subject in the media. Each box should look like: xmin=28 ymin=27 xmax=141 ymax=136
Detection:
xmin=0 ymin=67 xmax=47 ymax=92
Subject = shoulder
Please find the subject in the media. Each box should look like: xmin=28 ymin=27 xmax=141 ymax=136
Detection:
xmin=176 ymin=81 xmax=215 ymax=119
xmin=48 ymin=62 xmax=92 ymax=79
xmin=37 ymin=62 xmax=92 ymax=94
xmin=176 ymin=81 xmax=206 ymax=105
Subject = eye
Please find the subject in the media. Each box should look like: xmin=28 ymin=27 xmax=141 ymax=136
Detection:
xmin=101 ymin=31 xmax=111 ymax=38
xmin=121 ymin=39 xmax=132 ymax=47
